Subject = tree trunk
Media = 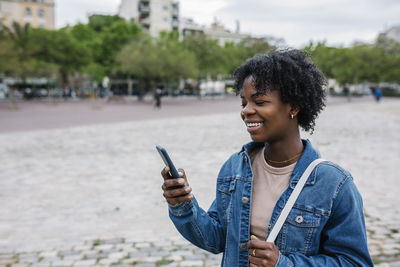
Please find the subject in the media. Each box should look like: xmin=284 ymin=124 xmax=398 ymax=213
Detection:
xmin=8 ymin=87 xmax=18 ymax=110
xmin=138 ymin=80 xmax=144 ymax=101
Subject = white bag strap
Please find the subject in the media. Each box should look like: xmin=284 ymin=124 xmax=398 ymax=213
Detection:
xmin=266 ymin=158 xmax=326 ymax=243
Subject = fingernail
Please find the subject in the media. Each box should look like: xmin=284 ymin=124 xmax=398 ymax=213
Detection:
xmin=178 ymin=171 xmax=183 ymax=177
xmin=250 ymin=235 xmax=259 ymax=240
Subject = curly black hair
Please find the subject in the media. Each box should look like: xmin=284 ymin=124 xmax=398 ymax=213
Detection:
xmin=233 ymin=49 xmax=326 ymax=133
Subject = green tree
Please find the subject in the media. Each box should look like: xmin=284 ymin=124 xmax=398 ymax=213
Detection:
xmin=28 ymin=27 xmax=91 ymax=88
xmin=116 ymin=31 xmax=198 ymax=96
xmin=87 ymin=14 xmax=125 ymax=33
xmin=182 ymin=34 xmax=225 ymax=77
xmin=307 ymin=40 xmax=400 ymax=86
xmin=76 ymin=15 xmax=142 ymax=80
xmin=0 ymin=23 xmax=57 ymax=107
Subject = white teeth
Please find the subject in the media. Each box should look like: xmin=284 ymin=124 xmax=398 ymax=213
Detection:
xmin=246 ymin=122 xmax=263 ymax=127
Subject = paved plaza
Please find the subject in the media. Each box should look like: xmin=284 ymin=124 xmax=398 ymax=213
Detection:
xmin=0 ymin=96 xmax=399 ymax=266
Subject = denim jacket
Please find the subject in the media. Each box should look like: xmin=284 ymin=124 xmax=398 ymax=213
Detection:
xmin=168 ymin=140 xmax=373 ymax=266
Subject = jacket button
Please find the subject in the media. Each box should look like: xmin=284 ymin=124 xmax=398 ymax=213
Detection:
xmin=244 ymin=156 xmax=248 ymax=162
xmin=242 ymin=197 xmax=249 ymax=204
xmin=296 ymin=215 xmax=304 ymax=224
xmin=240 ymin=243 xmax=247 ymax=251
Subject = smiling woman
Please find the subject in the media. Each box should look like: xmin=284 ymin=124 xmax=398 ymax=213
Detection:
xmin=160 ymin=50 xmax=374 ymax=267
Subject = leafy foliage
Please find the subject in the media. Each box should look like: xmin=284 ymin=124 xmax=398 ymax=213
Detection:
xmin=1 ymin=15 xmax=399 ymax=92
xmin=306 ymin=40 xmax=400 ymax=85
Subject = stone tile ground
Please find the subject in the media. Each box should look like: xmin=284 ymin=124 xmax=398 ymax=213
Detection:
xmin=0 ymin=97 xmax=399 ymax=266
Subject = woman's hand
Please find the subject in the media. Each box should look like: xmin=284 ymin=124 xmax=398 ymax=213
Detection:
xmin=248 ymin=235 xmax=279 ymax=267
xmin=161 ymin=166 xmax=193 ymax=206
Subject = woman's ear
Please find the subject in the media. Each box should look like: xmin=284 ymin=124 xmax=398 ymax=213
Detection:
xmin=290 ymin=104 xmax=300 ymax=117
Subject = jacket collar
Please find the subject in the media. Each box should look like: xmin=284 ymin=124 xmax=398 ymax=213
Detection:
xmin=241 ymin=139 xmax=321 ymax=188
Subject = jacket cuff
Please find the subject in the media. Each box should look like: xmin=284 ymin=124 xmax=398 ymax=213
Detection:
xmin=275 ymin=252 xmax=293 ymax=267
xmin=168 ymin=200 xmax=195 ymax=216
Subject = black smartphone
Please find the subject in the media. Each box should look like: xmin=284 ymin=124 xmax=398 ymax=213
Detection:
xmin=156 ymin=145 xmax=180 ymax=178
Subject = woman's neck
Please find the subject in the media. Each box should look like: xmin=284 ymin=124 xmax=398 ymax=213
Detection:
xmin=264 ymin=136 xmax=304 ymax=167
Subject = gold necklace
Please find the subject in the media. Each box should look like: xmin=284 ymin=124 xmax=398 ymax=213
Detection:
xmin=265 ymin=151 xmax=303 ymax=164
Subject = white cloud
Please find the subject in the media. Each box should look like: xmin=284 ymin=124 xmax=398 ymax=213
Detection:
xmin=213 ymin=0 xmax=400 ymax=47
xmin=56 ymin=0 xmax=120 ymax=28
xmin=55 ymin=0 xmax=400 ymax=47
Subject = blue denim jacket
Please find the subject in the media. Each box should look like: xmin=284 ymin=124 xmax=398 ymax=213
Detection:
xmin=168 ymin=140 xmax=373 ymax=266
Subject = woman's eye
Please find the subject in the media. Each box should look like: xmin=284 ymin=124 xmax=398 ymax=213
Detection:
xmin=255 ymin=101 xmax=265 ymax=105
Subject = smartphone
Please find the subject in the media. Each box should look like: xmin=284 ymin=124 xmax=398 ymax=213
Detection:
xmin=156 ymin=145 xmax=180 ymax=178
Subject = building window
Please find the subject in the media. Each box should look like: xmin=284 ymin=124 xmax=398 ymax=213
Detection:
xmin=163 ymin=17 xmax=168 ymax=22
xmin=38 ymin=8 xmax=45 ymax=17
xmin=25 ymin=7 xmax=32 ymax=16
xmin=163 ymin=5 xmax=168 ymax=11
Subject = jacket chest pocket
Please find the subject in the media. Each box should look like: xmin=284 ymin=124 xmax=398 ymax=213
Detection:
xmin=217 ymin=179 xmax=237 ymax=223
xmin=277 ymin=207 xmax=321 ymax=255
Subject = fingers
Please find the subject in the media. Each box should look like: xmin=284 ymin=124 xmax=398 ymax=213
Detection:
xmin=250 ymin=235 xmax=259 ymax=240
xmin=247 ymin=237 xmax=279 ymax=267
xmin=161 ymin=166 xmax=172 ymax=180
xmin=162 ymin=178 xmax=186 ymax=189
xmin=161 ymin=167 xmax=187 ymax=183
xmin=162 ymin=183 xmax=193 ymax=204
xmin=249 ymin=254 xmax=272 ymax=266
xmin=163 ymin=184 xmax=192 ymax=198
xmin=161 ymin=167 xmax=192 ymax=206
xmin=177 ymin=168 xmax=189 ymax=185
xmin=247 ymin=239 xmax=272 ymax=250
xmin=249 ymin=254 xmax=277 ymax=267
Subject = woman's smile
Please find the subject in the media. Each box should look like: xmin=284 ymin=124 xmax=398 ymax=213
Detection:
xmin=245 ymin=121 xmax=265 ymax=134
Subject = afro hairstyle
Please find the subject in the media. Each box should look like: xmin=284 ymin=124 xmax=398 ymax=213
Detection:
xmin=233 ymin=49 xmax=326 ymax=133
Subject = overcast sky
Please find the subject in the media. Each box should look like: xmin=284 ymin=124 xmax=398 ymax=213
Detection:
xmin=56 ymin=0 xmax=400 ymax=48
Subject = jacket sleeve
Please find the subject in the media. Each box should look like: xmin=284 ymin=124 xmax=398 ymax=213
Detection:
xmin=168 ymin=197 xmax=226 ymax=254
xmin=276 ymin=178 xmax=374 ymax=266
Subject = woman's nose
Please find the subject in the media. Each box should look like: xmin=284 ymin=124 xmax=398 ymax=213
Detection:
xmin=242 ymin=104 xmax=255 ymax=117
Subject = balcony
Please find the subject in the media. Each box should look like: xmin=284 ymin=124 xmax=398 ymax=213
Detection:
xmin=139 ymin=5 xmax=150 ymax=14
xmin=140 ymin=17 xmax=150 ymax=25
xmin=172 ymin=20 xmax=179 ymax=29
xmin=172 ymin=8 xmax=179 ymax=17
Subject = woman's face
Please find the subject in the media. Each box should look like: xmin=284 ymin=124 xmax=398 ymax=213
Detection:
xmin=240 ymin=76 xmax=294 ymax=143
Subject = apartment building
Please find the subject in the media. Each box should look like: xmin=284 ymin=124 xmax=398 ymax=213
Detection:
xmin=180 ymin=17 xmax=204 ymax=37
xmin=118 ymin=0 xmax=179 ymax=37
xmin=381 ymin=25 xmax=400 ymax=43
xmin=204 ymin=21 xmax=250 ymax=46
xmin=0 ymin=0 xmax=55 ymax=30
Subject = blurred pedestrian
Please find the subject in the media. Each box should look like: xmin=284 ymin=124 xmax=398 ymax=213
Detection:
xmin=154 ymin=87 xmax=162 ymax=109
xmin=374 ymin=87 xmax=382 ymax=102
xmin=160 ymin=50 xmax=373 ymax=266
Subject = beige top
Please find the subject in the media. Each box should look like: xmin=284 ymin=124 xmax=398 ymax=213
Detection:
xmin=250 ymin=146 xmax=296 ymax=240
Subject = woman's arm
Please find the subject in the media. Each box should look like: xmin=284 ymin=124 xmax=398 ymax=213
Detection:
xmin=169 ymin=197 xmax=226 ymax=254
xmin=161 ymin=166 xmax=226 ymax=254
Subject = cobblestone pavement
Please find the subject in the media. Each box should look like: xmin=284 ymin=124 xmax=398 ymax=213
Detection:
xmin=0 ymin=97 xmax=399 ymax=266
xmin=0 ymin=237 xmax=222 ymax=266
